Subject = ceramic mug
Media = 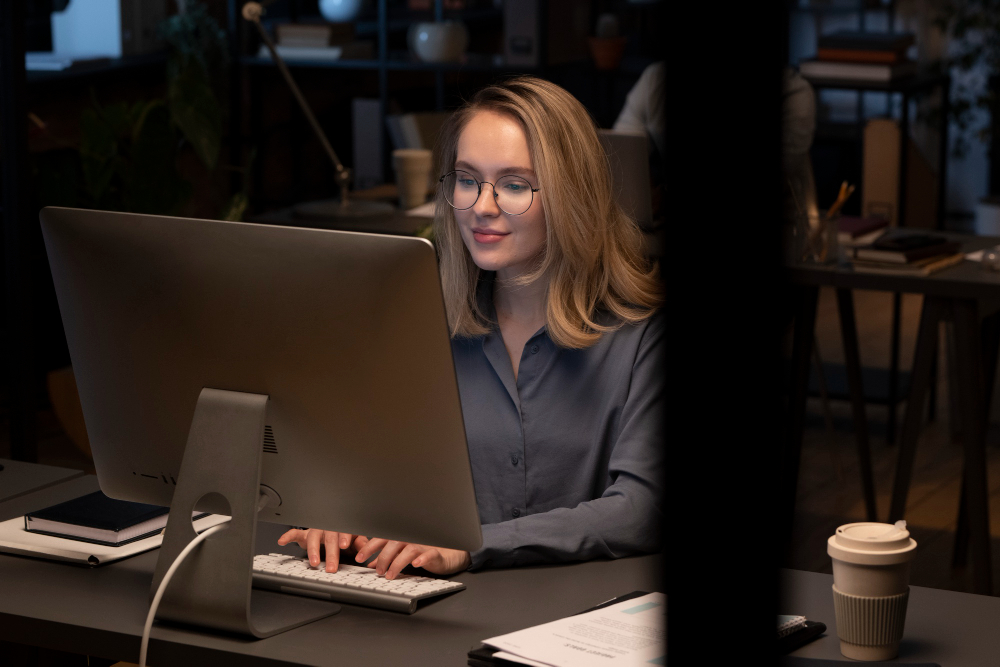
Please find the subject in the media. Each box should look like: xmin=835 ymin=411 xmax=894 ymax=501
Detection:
xmin=408 ymin=21 xmax=469 ymax=63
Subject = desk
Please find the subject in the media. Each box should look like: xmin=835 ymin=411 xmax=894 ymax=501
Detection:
xmin=0 ymin=458 xmax=86 ymax=504
xmin=0 ymin=473 xmax=662 ymax=666
xmin=786 ymin=234 xmax=1000 ymax=595
xmin=783 ymin=568 xmax=999 ymax=665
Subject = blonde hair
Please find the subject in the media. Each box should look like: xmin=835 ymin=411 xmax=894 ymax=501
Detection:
xmin=433 ymin=76 xmax=662 ymax=349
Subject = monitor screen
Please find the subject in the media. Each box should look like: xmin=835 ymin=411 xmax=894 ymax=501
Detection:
xmin=40 ymin=206 xmax=482 ymax=553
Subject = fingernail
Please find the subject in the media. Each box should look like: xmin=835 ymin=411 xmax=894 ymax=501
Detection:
xmin=413 ymin=559 xmax=422 ymax=567
xmin=386 ymin=572 xmax=394 ymax=580
xmin=341 ymin=538 xmax=349 ymax=548
xmin=356 ymin=553 xmax=364 ymax=562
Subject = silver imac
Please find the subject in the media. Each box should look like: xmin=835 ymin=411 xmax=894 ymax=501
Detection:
xmin=39 ymin=206 xmax=482 ymax=638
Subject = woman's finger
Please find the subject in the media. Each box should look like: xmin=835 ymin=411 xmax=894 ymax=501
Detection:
xmin=305 ymin=529 xmax=324 ymax=567
xmin=374 ymin=540 xmax=406 ymax=576
xmin=355 ymin=537 xmax=388 ymax=564
xmin=324 ymin=531 xmax=341 ymax=572
xmin=352 ymin=535 xmax=369 ymax=552
xmin=277 ymin=528 xmax=307 ymax=549
xmin=384 ymin=544 xmax=424 ymax=580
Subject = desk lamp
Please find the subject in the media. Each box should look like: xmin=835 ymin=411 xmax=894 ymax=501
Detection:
xmin=242 ymin=1 xmax=393 ymax=220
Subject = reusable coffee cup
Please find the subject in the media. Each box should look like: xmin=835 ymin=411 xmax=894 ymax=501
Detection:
xmin=392 ymin=148 xmax=433 ymax=210
xmin=827 ymin=521 xmax=917 ymax=661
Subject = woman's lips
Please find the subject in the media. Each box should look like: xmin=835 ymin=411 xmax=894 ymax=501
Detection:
xmin=472 ymin=230 xmax=508 ymax=244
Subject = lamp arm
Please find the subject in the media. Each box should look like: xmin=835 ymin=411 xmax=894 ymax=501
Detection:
xmin=242 ymin=2 xmax=352 ymax=203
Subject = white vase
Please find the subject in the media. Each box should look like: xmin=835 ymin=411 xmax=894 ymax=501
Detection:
xmin=319 ymin=0 xmax=364 ymax=22
xmin=408 ymin=21 xmax=468 ymax=63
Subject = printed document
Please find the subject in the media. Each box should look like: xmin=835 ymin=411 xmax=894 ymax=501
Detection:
xmin=482 ymin=591 xmax=665 ymax=667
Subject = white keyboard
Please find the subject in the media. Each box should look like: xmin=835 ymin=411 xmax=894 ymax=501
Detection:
xmin=252 ymin=553 xmax=465 ymax=614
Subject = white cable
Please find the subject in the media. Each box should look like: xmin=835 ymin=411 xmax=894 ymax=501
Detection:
xmin=139 ymin=522 xmax=227 ymax=667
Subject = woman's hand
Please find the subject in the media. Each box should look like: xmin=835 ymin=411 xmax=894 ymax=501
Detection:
xmin=277 ymin=528 xmax=368 ymax=573
xmin=354 ymin=538 xmax=471 ymax=580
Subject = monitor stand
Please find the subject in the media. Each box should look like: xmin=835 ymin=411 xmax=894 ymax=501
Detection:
xmin=150 ymin=388 xmax=340 ymax=638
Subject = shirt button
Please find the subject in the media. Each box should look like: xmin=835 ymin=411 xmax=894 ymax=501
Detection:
xmin=511 ymin=454 xmax=519 ymax=466
xmin=512 ymin=508 xmax=521 ymax=518
xmin=530 ymin=345 xmax=539 ymax=354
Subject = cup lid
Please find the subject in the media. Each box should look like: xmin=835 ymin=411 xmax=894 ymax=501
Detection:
xmin=827 ymin=521 xmax=917 ymax=565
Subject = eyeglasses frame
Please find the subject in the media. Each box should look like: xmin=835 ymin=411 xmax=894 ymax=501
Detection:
xmin=438 ymin=169 xmax=540 ymax=216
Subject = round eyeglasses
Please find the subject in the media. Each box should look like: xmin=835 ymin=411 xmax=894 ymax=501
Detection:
xmin=439 ymin=170 xmax=540 ymax=216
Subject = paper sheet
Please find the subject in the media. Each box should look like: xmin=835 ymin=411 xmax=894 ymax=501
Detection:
xmin=483 ymin=591 xmax=665 ymax=667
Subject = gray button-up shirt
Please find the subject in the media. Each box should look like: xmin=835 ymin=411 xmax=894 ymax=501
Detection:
xmin=451 ymin=279 xmax=665 ymax=570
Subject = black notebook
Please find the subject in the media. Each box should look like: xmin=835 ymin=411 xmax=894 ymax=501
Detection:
xmin=24 ymin=491 xmax=202 ymax=547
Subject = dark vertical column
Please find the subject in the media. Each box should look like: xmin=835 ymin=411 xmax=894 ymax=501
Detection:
xmin=888 ymin=296 xmax=941 ymax=522
xmin=667 ymin=3 xmax=783 ymax=663
xmin=951 ymin=299 xmax=993 ymax=595
xmin=378 ymin=0 xmax=389 ymax=183
xmin=887 ymin=292 xmax=902 ymax=445
xmin=0 ymin=1 xmax=36 ymax=462
xmin=228 ymin=0 xmax=243 ymax=198
xmin=938 ymin=76 xmax=950 ymax=228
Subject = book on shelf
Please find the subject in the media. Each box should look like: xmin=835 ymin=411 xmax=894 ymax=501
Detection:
xmin=276 ymin=22 xmax=354 ymax=47
xmin=817 ymin=31 xmax=915 ymax=53
xmin=256 ymin=42 xmax=374 ymax=62
xmin=817 ymin=47 xmax=906 ymax=64
xmin=837 ymin=215 xmax=889 ymax=244
xmin=799 ymin=58 xmax=918 ymax=82
xmin=851 ymin=252 xmax=964 ymax=276
xmin=24 ymin=491 xmax=208 ymax=547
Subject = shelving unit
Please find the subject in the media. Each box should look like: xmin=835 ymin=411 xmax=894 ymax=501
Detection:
xmin=789 ymin=2 xmax=950 ymax=446
xmin=226 ymin=0 xmax=660 ymax=210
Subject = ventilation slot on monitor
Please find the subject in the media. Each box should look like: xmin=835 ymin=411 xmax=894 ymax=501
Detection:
xmin=263 ymin=425 xmax=278 ymax=454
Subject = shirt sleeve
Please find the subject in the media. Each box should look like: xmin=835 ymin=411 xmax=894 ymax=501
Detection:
xmin=467 ymin=315 xmax=665 ymax=570
xmin=613 ymin=62 xmax=666 ymax=160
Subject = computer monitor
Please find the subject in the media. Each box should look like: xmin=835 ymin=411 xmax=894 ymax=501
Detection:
xmin=598 ymin=129 xmax=653 ymax=230
xmin=39 ymin=206 xmax=483 ymax=637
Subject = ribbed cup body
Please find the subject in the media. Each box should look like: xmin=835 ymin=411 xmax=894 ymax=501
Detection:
xmin=832 ymin=585 xmax=909 ymax=661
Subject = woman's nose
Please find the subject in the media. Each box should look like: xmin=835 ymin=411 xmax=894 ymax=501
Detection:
xmin=472 ymin=182 xmax=501 ymax=216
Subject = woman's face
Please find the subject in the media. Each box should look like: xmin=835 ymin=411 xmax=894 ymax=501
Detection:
xmin=452 ymin=110 xmax=546 ymax=281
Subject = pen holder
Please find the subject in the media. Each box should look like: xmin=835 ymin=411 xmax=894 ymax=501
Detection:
xmin=796 ymin=210 xmax=839 ymax=265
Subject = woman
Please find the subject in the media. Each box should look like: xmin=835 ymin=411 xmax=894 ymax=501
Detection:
xmin=279 ymin=76 xmax=664 ymax=579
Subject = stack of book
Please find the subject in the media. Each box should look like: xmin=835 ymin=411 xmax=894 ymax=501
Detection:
xmin=258 ymin=23 xmax=374 ymax=61
xmin=837 ymin=215 xmax=889 ymax=247
xmin=799 ymin=31 xmax=917 ymax=82
xmin=847 ymin=230 xmax=964 ymax=276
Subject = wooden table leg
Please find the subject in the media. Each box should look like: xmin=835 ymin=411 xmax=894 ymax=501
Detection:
xmin=887 ymin=293 xmax=903 ymax=446
xmin=783 ymin=284 xmax=819 ymax=560
xmin=889 ymin=296 xmax=942 ymax=523
xmin=953 ymin=308 xmax=1000 ymax=569
xmin=836 ymin=288 xmax=877 ymax=521
xmin=951 ymin=298 xmax=993 ymax=595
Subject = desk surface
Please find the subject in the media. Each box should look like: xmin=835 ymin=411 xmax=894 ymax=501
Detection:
xmin=0 ymin=474 xmax=662 ymax=666
xmin=783 ymin=569 xmax=1000 ymax=665
xmin=0 ymin=458 xmax=87 ymax=504
xmin=787 ymin=233 xmax=1000 ymax=299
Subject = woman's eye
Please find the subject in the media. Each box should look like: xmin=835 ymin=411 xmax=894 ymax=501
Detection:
xmin=504 ymin=183 xmax=524 ymax=192
xmin=458 ymin=179 xmax=477 ymax=187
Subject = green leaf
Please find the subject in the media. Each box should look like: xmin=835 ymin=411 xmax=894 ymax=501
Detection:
xmin=221 ymin=192 xmax=249 ymax=221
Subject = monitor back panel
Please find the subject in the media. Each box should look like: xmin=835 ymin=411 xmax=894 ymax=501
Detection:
xmin=40 ymin=207 xmax=482 ymax=552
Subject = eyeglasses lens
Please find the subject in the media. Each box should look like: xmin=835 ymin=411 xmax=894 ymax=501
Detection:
xmin=442 ymin=170 xmax=533 ymax=215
